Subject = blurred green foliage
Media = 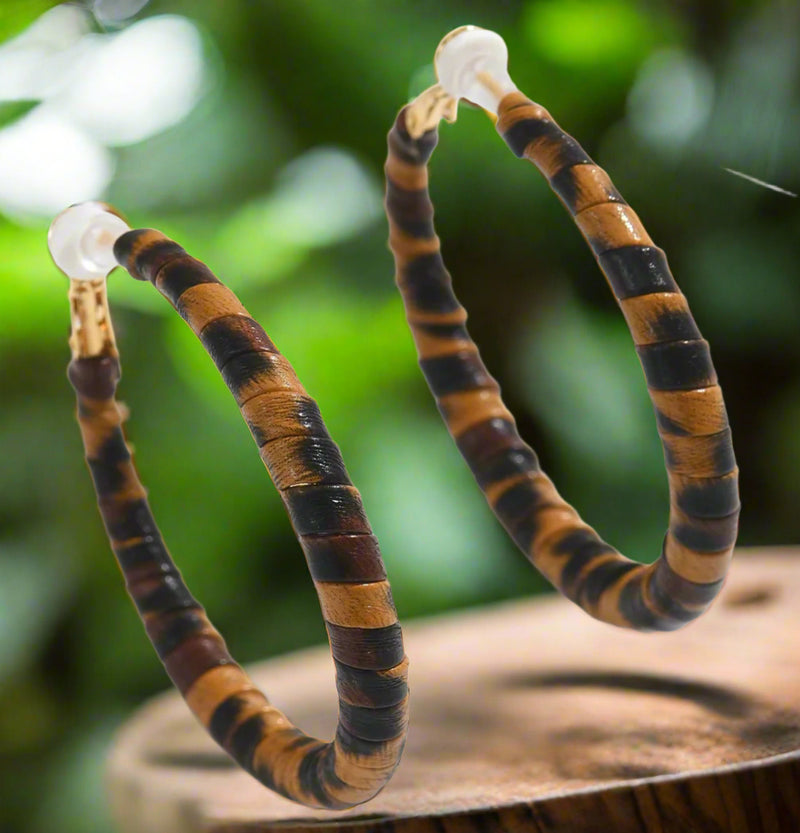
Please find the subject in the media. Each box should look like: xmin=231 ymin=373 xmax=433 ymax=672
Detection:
xmin=0 ymin=0 xmax=798 ymax=830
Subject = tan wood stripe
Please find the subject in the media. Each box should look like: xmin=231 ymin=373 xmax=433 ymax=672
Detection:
xmin=240 ymin=391 xmax=311 ymax=446
xmin=662 ymin=429 xmax=736 ymax=478
xmin=234 ymin=354 xmax=301 ymax=407
xmin=620 ymin=292 xmax=692 ymax=346
xmin=184 ymin=664 xmax=255 ymax=725
xmin=333 ymin=732 xmax=408 ymax=790
xmin=258 ymin=436 xmax=325 ymax=491
xmin=664 ymin=533 xmax=734 ymax=584
xmin=410 ymin=326 xmax=473 ymax=359
xmin=573 ymin=203 xmax=654 ymax=252
xmin=388 ymin=226 xmax=442 ymax=265
xmin=178 ymin=283 xmax=250 ymax=334
xmin=384 ymin=156 xmax=428 ymax=190
xmin=441 ymin=390 xmax=515 ymax=437
xmin=594 ymin=567 xmax=646 ymax=628
xmin=560 ymin=164 xmax=622 ymax=214
xmin=316 ymin=581 xmax=398 ymax=629
xmin=252 ymin=729 xmax=326 ymax=806
xmin=405 ymin=308 xmax=469 ymax=327
xmin=650 ymin=386 xmax=728 ymax=436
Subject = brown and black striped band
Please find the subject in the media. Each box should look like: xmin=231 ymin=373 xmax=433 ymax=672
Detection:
xmin=67 ymin=230 xmax=408 ymax=808
xmin=385 ymin=91 xmax=739 ymax=632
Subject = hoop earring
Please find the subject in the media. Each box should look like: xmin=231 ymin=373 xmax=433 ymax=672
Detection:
xmin=49 ymin=203 xmax=408 ymax=810
xmin=385 ymin=27 xmax=739 ymax=632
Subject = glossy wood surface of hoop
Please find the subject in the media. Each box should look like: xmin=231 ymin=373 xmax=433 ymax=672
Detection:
xmin=67 ymin=230 xmax=408 ymax=809
xmin=384 ymin=96 xmax=739 ymax=632
xmin=108 ymin=550 xmax=800 ymax=833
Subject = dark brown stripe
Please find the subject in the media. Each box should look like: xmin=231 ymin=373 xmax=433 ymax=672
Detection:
xmin=397 ymin=253 xmax=461 ymax=315
xmin=338 ymin=701 xmax=407 ymax=743
xmin=297 ymin=744 xmax=336 ymax=808
xmin=114 ymin=535 xmax=167 ymax=570
xmin=645 ymin=307 xmax=702 ymax=345
xmin=418 ymin=351 xmax=496 ymax=396
xmin=326 ymin=623 xmax=405 ymax=671
xmin=651 ymin=558 xmax=724 ymax=611
xmin=579 ymin=559 xmax=638 ymax=608
xmin=454 ymin=417 xmax=520 ymax=463
xmin=113 ymin=230 xmax=186 ymax=282
xmin=492 ymin=479 xmax=541 ymax=552
xmin=413 ymin=321 xmax=471 ymax=342
xmin=100 ymin=497 xmax=158 ymax=542
xmin=302 ymin=534 xmax=387 ymax=583
xmin=245 ymin=394 xmax=327 ymax=448
xmin=208 ymin=692 xmax=249 ymax=746
xmin=87 ymin=431 xmax=130 ymax=497
xmin=161 ymin=633 xmax=232 ymax=694
xmin=200 ymin=316 xmax=278 ymax=369
xmin=385 ymin=180 xmax=435 ymax=238
xmin=637 ymin=339 xmax=716 ymax=391
xmin=672 ymin=509 xmax=739 ymax=553
xmin=501 ymin=118 xmax=594 ymax=170
xmin=132 ymin=571 xmax=199 ymax=616
xmin=674 ymin=475 xmax=741 ymax=519
xmin=471 ymin=446 xmax=541 ymax=490
xmin=549 ymin=162 xmax=624 ymax=215
xmin=220 ymin=350 xmax=289 ymax=399
xmin=155 ymin=256 xmax=220 ymax=307
xmin=283 ymin=485 xmax=370 ymax=537
xmin=335 ymin=726 xmax=404 ymax=763
xmin=553 ymin=529 xmax=618 ymax=602
xmin=67 ymin=356 xmax=121 ymax=399
xmin=388 ymin=111 xmax=438 ymax=165
xmin=263 ymin=435 xmax=350 ymax=491
xmin=148 ymin=608 xmax=209 ymax=660
xmin=334 ymin=660 xmax=407 ymax=708
xmin=599 ymin=246 xmax=678 ymax=300
xmin=618 ymin=573 xmax=676 ymax=631
xmin=228 ymin=712 xmax=268 ymax=773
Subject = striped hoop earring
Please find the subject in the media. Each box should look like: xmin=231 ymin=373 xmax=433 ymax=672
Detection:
xmin=49 ymin=203 xmax=407 ymax=809
xmin=385 ymin=27 xmax=740 ymax=632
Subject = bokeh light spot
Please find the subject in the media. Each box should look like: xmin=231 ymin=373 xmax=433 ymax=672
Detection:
xmin=54 ymin=15 xmax=206 ymax=146
xmin=0 ymin=107 xmax=113 ymax=218
xmin=628 ymin=48 xmax=714 ymax=149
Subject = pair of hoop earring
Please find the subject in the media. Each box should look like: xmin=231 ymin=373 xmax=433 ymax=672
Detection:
xmin=49 ymin=27 xmax=738 ymax=811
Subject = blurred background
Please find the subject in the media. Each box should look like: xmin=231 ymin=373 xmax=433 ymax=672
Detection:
xmin=0 ymin=0 xmax=798 ymax=830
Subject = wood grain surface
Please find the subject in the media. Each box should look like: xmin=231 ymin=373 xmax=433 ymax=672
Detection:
xmin=108 ymin=549 xmax=800 ymax=833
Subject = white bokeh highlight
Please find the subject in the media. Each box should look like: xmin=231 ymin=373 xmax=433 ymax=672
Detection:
xmin=0 ymin=109 xmax=113 ymax=217
xmin=0 ymin=10 xmax=206 ymax=218
xmin=628 ymin=49 xmax=715 ymax=149
xmin=0 ymin=5 xmax=92 ymax=101
xmin=52 ymin=15 xmax=205 ymax=147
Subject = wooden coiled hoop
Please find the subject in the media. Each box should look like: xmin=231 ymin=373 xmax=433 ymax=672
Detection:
xmin=67 ymin=229 xmax=408 ymax=809
xmin=385 ymin=93 xmax=740 ymax=632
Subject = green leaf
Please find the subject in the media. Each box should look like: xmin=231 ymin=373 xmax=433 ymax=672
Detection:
xmin=0 ymin=541 xmax=78 ymax=682
xmin=212 ymin=147 xmax=383 ymax=285
xmin=523 ymin=0 xmax=665 ymax=71
xmin=0 ymin=99 xmax=38 ymax=129
xmin=512 ymin=294 xmax=659 ymax=477
xmin=348 ymin=408 xmax=532 ymax=614
xmin=0 ymin=1 xmax=59 ymax=41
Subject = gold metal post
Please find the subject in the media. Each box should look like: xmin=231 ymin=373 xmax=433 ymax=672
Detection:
xmin=404 ymin=84 xmax=458 ymax=139
xmin=68 ymin=276 xmax=118 ymax=361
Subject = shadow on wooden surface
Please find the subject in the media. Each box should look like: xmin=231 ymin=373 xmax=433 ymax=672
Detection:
xmin=107 ymin=548 xmax=800 ymax=832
